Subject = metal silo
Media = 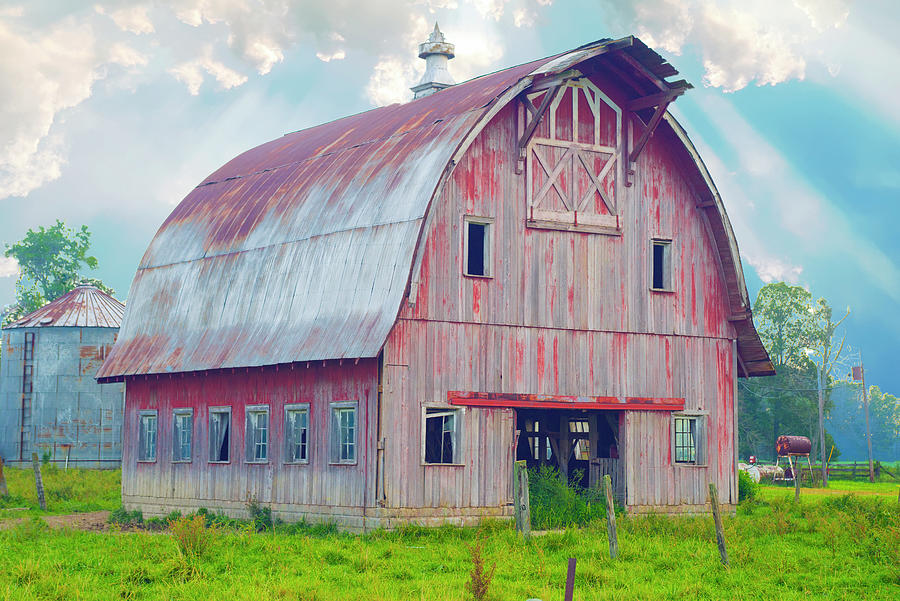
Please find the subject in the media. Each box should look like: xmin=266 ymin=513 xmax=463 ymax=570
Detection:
xmin=0 ymin=284 xmax=125 ymax=468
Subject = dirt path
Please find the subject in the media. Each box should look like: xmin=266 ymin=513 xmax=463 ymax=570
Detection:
xmin=0 ymin=511 xmax=110 ymax=531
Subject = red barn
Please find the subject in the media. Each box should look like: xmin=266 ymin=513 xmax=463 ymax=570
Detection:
xmin=98 ymin=34 xmax=773 ymax=530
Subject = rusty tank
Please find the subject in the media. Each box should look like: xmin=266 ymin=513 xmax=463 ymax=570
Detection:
xmin=776 ymin=435 xmax=812 ymax=456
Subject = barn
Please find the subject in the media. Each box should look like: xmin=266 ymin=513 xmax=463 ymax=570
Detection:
xmin=1 ymin=284 xmax=125 ymax=468
xmin=97 ymin=32 xmax=774 ymax=530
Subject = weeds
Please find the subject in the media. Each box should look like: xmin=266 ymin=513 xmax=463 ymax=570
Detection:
xmin=170 ymin=514 xmax=217 ymax=560
xmin=465 ymin=535 xmax=496 ymax=601
xmin=738 ymin=470 xmax=759 ymax=502
xmin=247 ymin=496 xmax=274 ymax=531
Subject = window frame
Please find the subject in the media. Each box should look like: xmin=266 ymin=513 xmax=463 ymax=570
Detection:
xmin=650 ymin=237 xmax=674 ymax=293
xmin=172 ymin=408 xmax=193 ymax=463
xmin=137 ymin=410 xmax=158 ymax=463
xmin=208 ymin=406 xmax=232 ymax=464
xmin=671 ymin=412 xmax=708 ymax=467
xmin=245 ymin=405 xmax=270 ymax=464
xmin=329 ymin=401 xmax=358 ymax=465
xmin=463 ymin=215 xmax=494 ymax=279
xmin=284 ymin=403 xmax=311 ymax=465
xmin=421 ymin=404 xmax=465 ymax=466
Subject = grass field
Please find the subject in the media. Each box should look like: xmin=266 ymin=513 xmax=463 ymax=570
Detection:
xmin=0 ymin=467 xmax=898 ymax=600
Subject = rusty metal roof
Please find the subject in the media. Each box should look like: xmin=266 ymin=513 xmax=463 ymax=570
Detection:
xmin=6 ymin=284 xmax=124 ymax=329
xmin=98 ymin=36 xmax=768 ymax=380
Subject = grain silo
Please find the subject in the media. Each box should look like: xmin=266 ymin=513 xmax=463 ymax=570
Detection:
xmin=0 ymin=283 xmax=125 ymax=468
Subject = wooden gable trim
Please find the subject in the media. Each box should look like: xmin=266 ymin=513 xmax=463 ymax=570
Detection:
xmin=449 ymin=391 xmax=685 ymax=412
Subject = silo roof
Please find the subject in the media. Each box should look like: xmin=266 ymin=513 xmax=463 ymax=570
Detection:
xmin=6 ymin=284 xmax=124 ymax=329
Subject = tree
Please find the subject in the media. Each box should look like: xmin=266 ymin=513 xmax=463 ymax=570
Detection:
xmin=3 ymin=220 xmax=113 ymax=323
xmin=739 ymin=283 xmax=848 ymax=474
xmin=866 ymin=386 xmax=900 ymax=459
xmin=806 ymin=298 xmax=850 ymax=486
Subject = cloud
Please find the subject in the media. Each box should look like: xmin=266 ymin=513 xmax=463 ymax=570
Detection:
xmin=169 ymin=48 xmax=248 ymax=95
xmin=748 ymin=257 xmax=803 ymax=285
xmin=599 ymin=0 xmax=851 ymax=92
xmin=0 ymin=256 xmax=19 ymax=278
xmin=95 ymin=4 xmax=155 ymax=35
xmin=0 ymin=17 xmax=103 ymax=198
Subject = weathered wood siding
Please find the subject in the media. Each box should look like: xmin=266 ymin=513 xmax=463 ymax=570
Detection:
xmin=122 ymin=361 xmax=378 ymax=524
xmin=384 ymin=73 xmax=738 ymax=509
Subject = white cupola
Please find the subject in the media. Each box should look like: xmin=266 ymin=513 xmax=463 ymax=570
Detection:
xmin=411 ymin=23 xmax=456 ymax=99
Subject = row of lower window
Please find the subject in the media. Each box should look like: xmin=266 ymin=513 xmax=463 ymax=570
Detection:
xmin=136 ymin=404 xmax=464 ymax=466
xmin=136 ymin=402 xmax=357 ymax=465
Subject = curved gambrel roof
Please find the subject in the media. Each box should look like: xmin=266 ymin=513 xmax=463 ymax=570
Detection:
xmin=98 ymin=36 xmax=772 ymax=380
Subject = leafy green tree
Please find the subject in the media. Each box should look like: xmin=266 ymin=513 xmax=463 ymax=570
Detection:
xmin=3 ymin=220 xmax=113 ymax=323
xmin=866 ymin=386 xmax=900 ymax=459
xmin=739 ymin=283 xmax=848 ymax=466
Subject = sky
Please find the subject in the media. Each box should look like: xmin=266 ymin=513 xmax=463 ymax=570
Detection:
xmin=0 ymin=1 xmax=898 ymax=395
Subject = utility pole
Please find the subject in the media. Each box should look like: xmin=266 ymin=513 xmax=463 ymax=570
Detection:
xmin=854 ymin=362 xmax=875 ymax=483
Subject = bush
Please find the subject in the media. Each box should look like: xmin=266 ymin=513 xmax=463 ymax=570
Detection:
xmin=528 ymin=465 xmax=607 ymax=529
xmin=170 ymin=514 xmax=217 ymax=560
xmin=109 ymin=506 xmax=143 ymax=527
xmin=738 ymin=470 xmax=759 ymax=502
xmin=247 ymin=497 xmax=274 ymax=532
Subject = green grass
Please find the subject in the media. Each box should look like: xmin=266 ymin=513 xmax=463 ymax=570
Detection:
xmin=0 ymin=471 xmax=897 ymax=600
xmin=0 ymin=466 xmax=120 ymax=518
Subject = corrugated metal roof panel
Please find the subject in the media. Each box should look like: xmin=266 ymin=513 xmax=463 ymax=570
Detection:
xmin=6 ymin=284 xmax=124 ymax=329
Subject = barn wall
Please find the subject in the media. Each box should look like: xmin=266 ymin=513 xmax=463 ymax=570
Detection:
xmin=0 ymin=327 xmax=123 ymax=468
xmin=385 ymin=75 xmax=738 ymax=509
xmin=121 ymin=361 xmax=379 ymax=527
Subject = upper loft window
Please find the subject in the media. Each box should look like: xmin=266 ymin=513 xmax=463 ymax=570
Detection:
xmin=651 ymin=238 xmax=673 ymax=292
xmin=464 ymin=216 xmax=492 ymax=277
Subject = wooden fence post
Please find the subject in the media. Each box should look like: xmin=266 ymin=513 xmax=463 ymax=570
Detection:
xmin=514 ymin=460 xmax=531 ymax=537
xmin=794 ymin=468 xmax=801 ymax=503
xmin=31 ymin=452 xmax=46 ymax=511
xmin=603 ymin=474 xmax=618 ymax=559
xmin=708 ymin=482 xmax=729 ymax=567
xmin=563 ymin=558 xmax=576 ymax=601
xmin=0 ymin=457 xmax=8 ymax=497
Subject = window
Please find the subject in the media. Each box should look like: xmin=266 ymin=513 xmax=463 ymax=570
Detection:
xmin=173 ymin=409 xmax=192 ymax=462
xmin=138 ymin=411 xmax=157 ymax=462
xmin=651 ymin=239 xmax=672 ymax=291
xmin=464 ymin=216 xmax=492 ymax=277
xmin=285 ymin=404 xmax=310 ymax=464
xmin=24 ymin=332 xmax=34 ymax=361
xmin=330 ymin=402 xmax=357 ymax=464
xmin=569 ymin=419 xmax=590 ymax=461
xmin=209 ymin=408 xmax=231 ymax=463
xmin=245 ymin=406 xmax=269 ymax=463
xmin=672 ymin=414 xmax=707 ymax=465
xmin=424 ymin=407 xmax=462 ymax=464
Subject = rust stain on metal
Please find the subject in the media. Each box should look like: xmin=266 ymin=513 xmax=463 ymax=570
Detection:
xmin=8 ymin=284 xmax=124 ymax=330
